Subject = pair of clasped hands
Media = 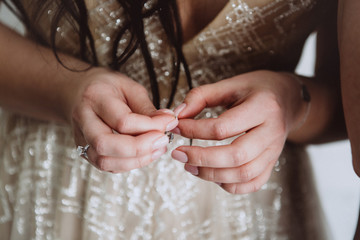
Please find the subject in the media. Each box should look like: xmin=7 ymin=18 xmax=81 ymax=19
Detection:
xmin=71 ymin=67 xmax=305 ymax=194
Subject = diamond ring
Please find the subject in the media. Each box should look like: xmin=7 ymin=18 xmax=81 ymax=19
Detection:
xmin=77 ymin=144 xmax=90 ymax=160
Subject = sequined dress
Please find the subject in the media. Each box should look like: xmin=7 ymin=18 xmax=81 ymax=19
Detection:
xmin=0 ymin=0 xmax=331 ymax=239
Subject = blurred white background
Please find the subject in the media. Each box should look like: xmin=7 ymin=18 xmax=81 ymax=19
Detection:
xmin=1 ymin=4 xmax=359 ymax=240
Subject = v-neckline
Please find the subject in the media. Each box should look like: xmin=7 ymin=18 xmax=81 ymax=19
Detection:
xmin=179 ymin=0 xmax=231 ymax=46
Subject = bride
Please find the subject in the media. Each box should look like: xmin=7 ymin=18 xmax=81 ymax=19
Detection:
xmin=0 ymin=0 xmax=347 ymax=239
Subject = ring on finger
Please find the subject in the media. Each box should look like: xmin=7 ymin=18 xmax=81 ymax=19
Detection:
xmin=77 ymin=144 xmax=90 ymax=160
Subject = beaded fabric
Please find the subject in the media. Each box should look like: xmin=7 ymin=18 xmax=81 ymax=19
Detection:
xmin=0 ymin=0 xmax=331 ymax=239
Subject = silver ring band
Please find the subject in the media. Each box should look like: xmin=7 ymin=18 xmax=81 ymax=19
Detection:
xmin=77 ymin=144 xmax=90 ymax=160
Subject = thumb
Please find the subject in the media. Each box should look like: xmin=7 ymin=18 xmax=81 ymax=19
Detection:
xmin=124 ymin=83 xmax=157 ymax=116
xmin=123 ymin=82 xmax=177 ymax=131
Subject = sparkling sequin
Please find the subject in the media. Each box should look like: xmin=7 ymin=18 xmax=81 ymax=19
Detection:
xmin=0 ymin=0 xmax=329 ymax=239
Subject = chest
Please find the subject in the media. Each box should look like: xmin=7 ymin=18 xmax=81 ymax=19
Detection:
xmin=177 ymin=0 xmax=298 ymax=42
xmin=177 ymin=0 xmax=228 ymax=42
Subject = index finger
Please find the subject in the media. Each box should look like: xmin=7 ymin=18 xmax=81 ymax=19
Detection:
xmin=93 ymin=96 xmax=177 ymax=135
xmin=172 ymin=124 xmax=275 ymax=168
xmin=177 ymin=97 xmax=263 ymax=140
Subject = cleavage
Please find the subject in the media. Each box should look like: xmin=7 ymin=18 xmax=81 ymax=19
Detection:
xmin=177 ymin=0 xmax=228 ymax=43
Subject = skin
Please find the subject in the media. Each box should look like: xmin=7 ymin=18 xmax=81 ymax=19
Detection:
xmin=337 ymin=0 xmax=360 ymax=238
xmin=177 ymin=0 xmax=228 ymax=42
xmin=0 ymin=0 xmax=346 ymax=192
xmin=172 ymin=70 xmax=344 ymax=194
xmin=338 ymin=0 xmax=360 ymax=176
xmin=171 ymin=0 xmax=346 ymax=194
xmin=0 ymin=23 xmax=177 ymax=172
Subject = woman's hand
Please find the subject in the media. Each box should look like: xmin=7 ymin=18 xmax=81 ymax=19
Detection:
xmin=171 ymin=70 xmax=308 ymax=194
xmin=68 ymin=67 xmax=178 ymax=173
xmin=0 ymin=24 xmax=177 ymax=173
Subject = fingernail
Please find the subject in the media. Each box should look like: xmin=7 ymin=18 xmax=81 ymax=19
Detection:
xmin=152 ymin=149 xmax=164 ymax=160
xmin=153 ymin=135 xmax=169 ymax=150
xmin=166 ymin=118 xmax=178 ymax=131
xmin=157 ymin=109 xmax=175 ymax=115
xmin=172 ymin=150 xmax=188 ymax=163
xmin=174 ymin=103 xmax=186 ymax=117
xmin=185 ymin=164 xmax=199 ymax=176
xmin=171 ymin=127 xmax=181 ymax=135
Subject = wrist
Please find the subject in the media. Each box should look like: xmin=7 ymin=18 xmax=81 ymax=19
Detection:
xmin=282 ymin=73 xmax=312 ymax=142
xmin=289 ymin=75 xmax=311 ymax=131
xmin=58 ymin=66 xmax=100 ymax=125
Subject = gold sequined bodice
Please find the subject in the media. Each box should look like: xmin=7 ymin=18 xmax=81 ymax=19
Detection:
xmin=27 ymin=0 xmax=324 ymax=105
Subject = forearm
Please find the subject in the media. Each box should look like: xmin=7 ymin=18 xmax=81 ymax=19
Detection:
xmin=287 ymin=74 xmax=346 ymax=144
xmin=288 ymin=0 xmax=346 ymax=144
xmin=0 ymin=22 xmax=89 ymax=124
xmin=338 ymin=0 xmax=360 ymax=176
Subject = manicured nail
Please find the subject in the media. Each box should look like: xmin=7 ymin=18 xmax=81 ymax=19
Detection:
xmin=174 ymin=103 xmax=186 ymax=117
xmin=166 ymin=118 xmax=178 ymax=131
xmin=153 ymin=135 xmax=169 ymax=150
xmin=152 ymin=149 xmax=164 ymax=160
xmin=157 ymin=108 xmax=175 ymax=115
xmin=185 ymin=164 xmax=199 ymax=176
xmin=172 ymin=150 xmax=188 ymax=163
xmin=171 ymin=127 xmax=181 ymax=135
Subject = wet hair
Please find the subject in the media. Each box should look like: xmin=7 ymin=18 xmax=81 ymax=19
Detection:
xmin=2 ymin=0 xmax=192 ymax=108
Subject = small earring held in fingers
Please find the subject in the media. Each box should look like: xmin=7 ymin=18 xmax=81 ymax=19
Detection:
xmin=165 ymin=131 xmax=174 ymax=143
xmin=77 ymin=144 xmax=90 ymax=160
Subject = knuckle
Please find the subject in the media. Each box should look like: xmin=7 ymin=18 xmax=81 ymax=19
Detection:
xmin=135 ymin=137 xmax=150 ymax=156
xmin=225 ymin=184 xmax=241 ymax=195
xmin=92 ymin=135 xmax=107 ymax=155
xmin=83 ymin=82 xmax=100 ymax=100
xmin=196 ymin=148 xmax=208 ymax=166
xmin=137 ymin=155 xmax=152 ymax=169
xmin=206 ymin=169 xmax=216 ymax=181
xmin=96 ymin=157 xmax=109 ymax=171
xmin=237 ymin=166 xmax=253 ymax=182
xmin=188 ymin=86 xmax=204 ymax=99
xmin=71 ymin=107 xmax=82 ymax=123
xmin=231 ymin=148 xmax=246 ymax=166
xmin=225 ymin=179 xmax=265 ymax=195
xmin=224 ymin=182 xmax=262 ymax=195
xmin=137 ymin=156 xmax=144 ymax=169
xmin=185 ymin=125 xmax=196 ymax=139
xmin=116 ymin=117 xmax=130 ymax=133
xmin=134 ymin=145 xmax=142 ymax=158
xmin=263 ymin=92 xmax=281 ymax=115
xmin=233 ymin=184 xmax=243 ymax=194
xmin=212 ymin=121 xmax=228 ymax=140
